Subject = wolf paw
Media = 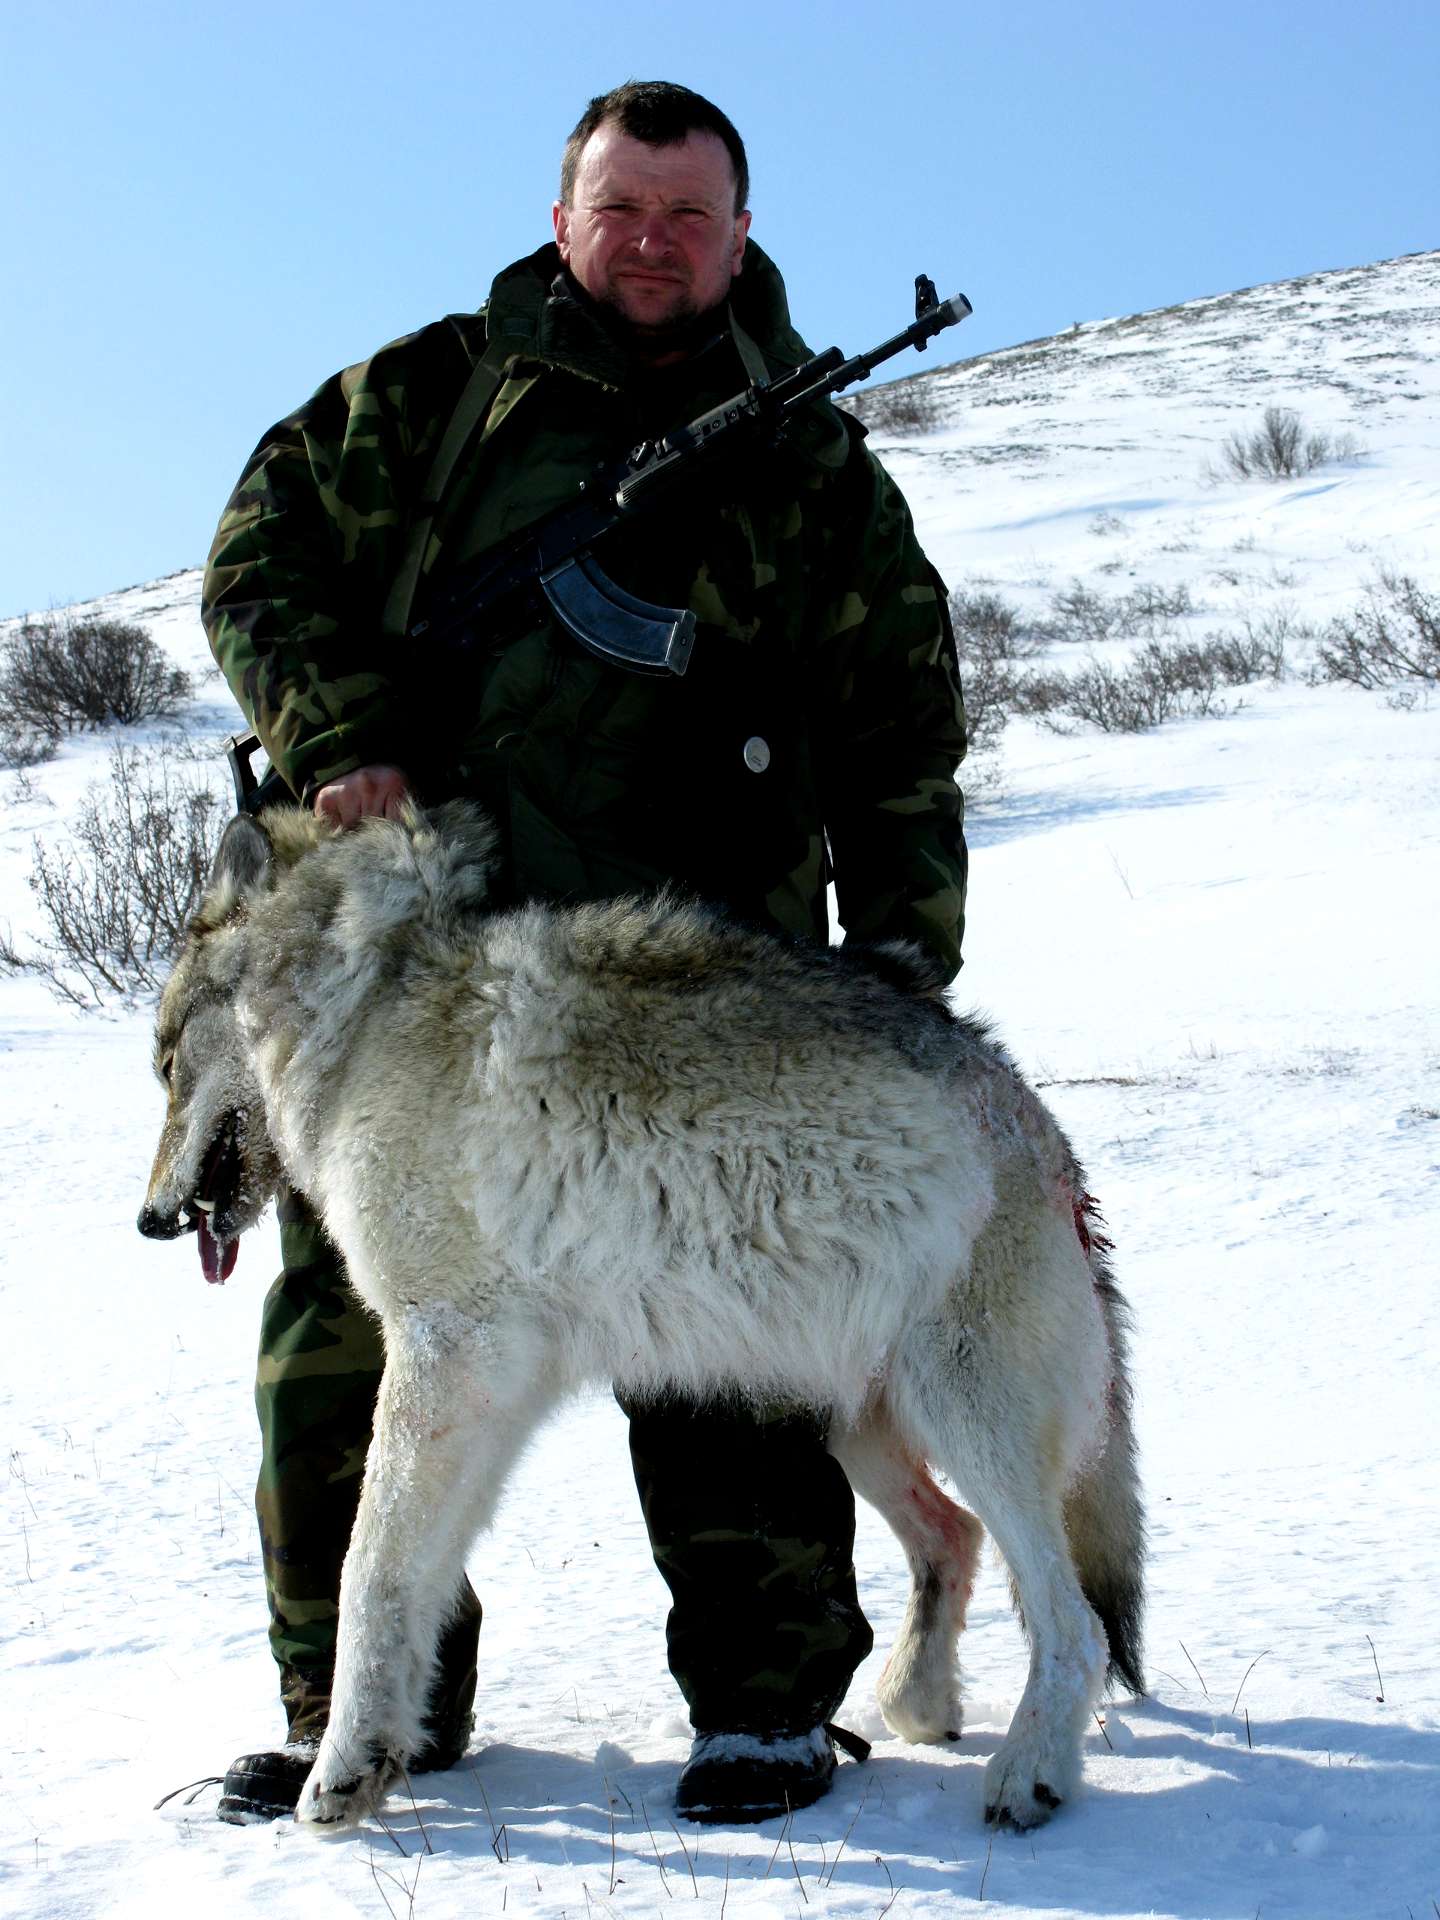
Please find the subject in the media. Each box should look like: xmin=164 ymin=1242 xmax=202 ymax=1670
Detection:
xmin=294 ymin=1739 xmax=396 ymax=1830
xmin=877 ymin=1687 xmax=963 ymax=1746
xmin=982 ymin=1732 xmax=1071 ymax=1830
xmin=876 ymin=1655 xmax=962 ymax=1745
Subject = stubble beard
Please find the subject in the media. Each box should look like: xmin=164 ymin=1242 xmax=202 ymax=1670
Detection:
xmin=597 ymin=269 xmax=729 ymax=356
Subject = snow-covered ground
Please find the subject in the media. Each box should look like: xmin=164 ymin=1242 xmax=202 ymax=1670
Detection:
xmin=3 ymin=251 xmax=1437 ymax=1920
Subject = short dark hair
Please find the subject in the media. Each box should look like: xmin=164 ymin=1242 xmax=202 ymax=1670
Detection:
xmin=560 ymin=81 xmax=749 ymax=216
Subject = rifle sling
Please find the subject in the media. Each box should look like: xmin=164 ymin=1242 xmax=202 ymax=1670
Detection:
xmin=381 ymin=332 xmax=537 ymax=643
xmin=727 ymin=311 xmax=774 ymax=389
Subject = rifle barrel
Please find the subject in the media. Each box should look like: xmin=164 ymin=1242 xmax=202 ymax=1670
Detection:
xmin=771 ymin=292 xmax=971 ymax=420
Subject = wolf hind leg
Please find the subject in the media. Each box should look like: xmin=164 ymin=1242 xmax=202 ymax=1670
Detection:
xmin=297 ymin=1312 xmax=556 ymax=1829
xmin=886 ymin=1258 xmax=1112 ymax=1826
xmin=830 ymin=1405 xmax=982 ymax=1745
xmin=969 ymin=1481 xmax=1109 ymax=1827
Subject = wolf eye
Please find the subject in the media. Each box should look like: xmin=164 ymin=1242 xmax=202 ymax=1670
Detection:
xmin=159 ymin=1054 xmax=175 ymax=1085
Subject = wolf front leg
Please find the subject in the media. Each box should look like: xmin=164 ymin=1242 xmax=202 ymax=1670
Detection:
xmin=296 ymin=1304 xmax=551 ymax=1829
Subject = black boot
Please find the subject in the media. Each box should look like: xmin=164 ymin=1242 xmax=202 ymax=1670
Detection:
xmin=676 ymin=1726 xmax=841 ymax=1824
xmin=216 ymin=1739 xmax=323 ymax=1825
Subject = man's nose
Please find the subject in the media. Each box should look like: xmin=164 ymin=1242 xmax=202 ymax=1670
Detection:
xmin=634 ymin=214 xmax=679 ymax=255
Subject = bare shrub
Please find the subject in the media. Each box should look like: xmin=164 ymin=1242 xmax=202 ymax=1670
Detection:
xmin=1145 ymin=640 xmax=1227 ymax=703
xmin=1125 ymin=581 xmax=1198 ymax=635
xmin=1014 ymin=635 xmax=1270 ymax=734
xmin=3 ymin=769 xmax=53 ymax=810
xmin=1014 ymin=660 xmax=1157 ymax=733
xmin=0 ymin=716 xmax=58 ymax=770
xmin=1040 ymin=579 xmax=1197 ymax=646
xmin=1041 ymin=581 xmax=1132 ymax=645
xmin=1203 ymin=630 xmax=1285 ymax=684
xmin=0 ymin=613 xmax=192 ymax=738
xmin=1314 ymin=572 xmax=1439 ymax=690
xmin=0 ymin=743 xmax=225 ymax=1009
xmin=846 ymin=376 xmax=944 ymax=436
xmin=1212 ymin=607 xmax=1311 ymax=683
xmin=1215 ymin=406 xmax=1363 ymax=482
xmin=950 ymin=587 xmax=1039 ymax=661
xmin=948 ymin=587 xmax=1043 ymax=751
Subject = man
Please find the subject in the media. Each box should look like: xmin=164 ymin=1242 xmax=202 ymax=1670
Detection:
xmin=202 ymin=80 xmax=967 ymax=1827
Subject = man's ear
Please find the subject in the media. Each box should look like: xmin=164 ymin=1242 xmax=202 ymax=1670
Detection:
xmin=730 ymin=208 xmax=751 ymax=278
xmin=553 ymin=199 xmax=571 ymax=263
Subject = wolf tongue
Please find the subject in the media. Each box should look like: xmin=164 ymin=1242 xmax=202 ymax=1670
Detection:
xmin=198 ymin=1215 xmax=238 ymax=1286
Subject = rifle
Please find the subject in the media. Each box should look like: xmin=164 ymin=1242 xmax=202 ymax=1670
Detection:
xmin=226 ymin=273 xmax=971 ymax=811
xmin=410 ymin=272 xmax=971 ymax=677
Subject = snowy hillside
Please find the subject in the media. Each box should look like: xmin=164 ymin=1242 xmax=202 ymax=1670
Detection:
xmin=2 ymin=251 xmax=1438 ymax=1920
xmin=861 ymin=245 xmax=1439 ymax=616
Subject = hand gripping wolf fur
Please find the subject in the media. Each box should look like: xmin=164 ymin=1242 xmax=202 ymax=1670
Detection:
xmin=140 ymin=802 xmax=1145 ymax=1832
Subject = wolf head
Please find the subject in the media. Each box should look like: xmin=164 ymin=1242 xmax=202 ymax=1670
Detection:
xmin=138 ymin=799 xmax=504 ymax=1283
xmin=137 ymin=813 xmax=287 ymax=1284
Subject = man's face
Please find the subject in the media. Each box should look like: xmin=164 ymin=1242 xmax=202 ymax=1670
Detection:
xmin=553 ymin=123 xmax=751 ymax=341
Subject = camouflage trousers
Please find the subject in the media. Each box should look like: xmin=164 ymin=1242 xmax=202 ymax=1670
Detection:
xmin=256 ymin=1191 xmax=874 ymax=1738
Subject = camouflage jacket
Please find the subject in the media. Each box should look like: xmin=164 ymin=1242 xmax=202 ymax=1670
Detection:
xmin=203 ymin=242 xmax=968 ymax=978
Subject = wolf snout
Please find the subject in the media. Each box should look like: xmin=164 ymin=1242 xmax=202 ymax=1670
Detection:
xmin=137 ymin=1202 xmax=192 ymax=1241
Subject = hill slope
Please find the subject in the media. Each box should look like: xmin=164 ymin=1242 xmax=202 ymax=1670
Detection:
xmin=858 ymin=246 xmax=1438 ymax=621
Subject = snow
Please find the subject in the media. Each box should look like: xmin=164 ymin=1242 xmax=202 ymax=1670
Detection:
xmin=3 ymin=249 xmax=1438 ymax=1919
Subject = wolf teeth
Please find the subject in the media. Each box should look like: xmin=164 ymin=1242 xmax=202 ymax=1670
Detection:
xmin=193 ymin=1197 xmax=216 ymax=1215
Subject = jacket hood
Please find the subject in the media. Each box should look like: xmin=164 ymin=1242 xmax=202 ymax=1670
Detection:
xmin=482 ymin=240 xmax=816 ymax=388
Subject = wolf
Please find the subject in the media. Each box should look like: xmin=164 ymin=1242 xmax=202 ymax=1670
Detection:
xmin=139 ymin=801 xmax=1144 ymax=1833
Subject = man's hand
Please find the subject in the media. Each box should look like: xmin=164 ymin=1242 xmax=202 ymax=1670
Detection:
xmin=312 ymin=764 xmax=412 ymax=829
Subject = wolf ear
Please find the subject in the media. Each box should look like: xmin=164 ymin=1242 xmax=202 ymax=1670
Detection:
xmin=203 ymin=813 xmax=273 ymax=920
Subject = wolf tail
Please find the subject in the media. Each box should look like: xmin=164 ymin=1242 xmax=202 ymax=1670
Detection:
xmin=1064 ymin=1199 xmax=1147 ymax=1696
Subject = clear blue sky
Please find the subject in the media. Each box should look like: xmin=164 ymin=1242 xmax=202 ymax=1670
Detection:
xmin=2 ymin=0 xmax=1435 ymax=617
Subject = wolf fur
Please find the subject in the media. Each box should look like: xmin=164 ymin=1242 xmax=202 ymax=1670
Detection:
xmin=140 ymin=801 xmax=1145 ymax=1832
